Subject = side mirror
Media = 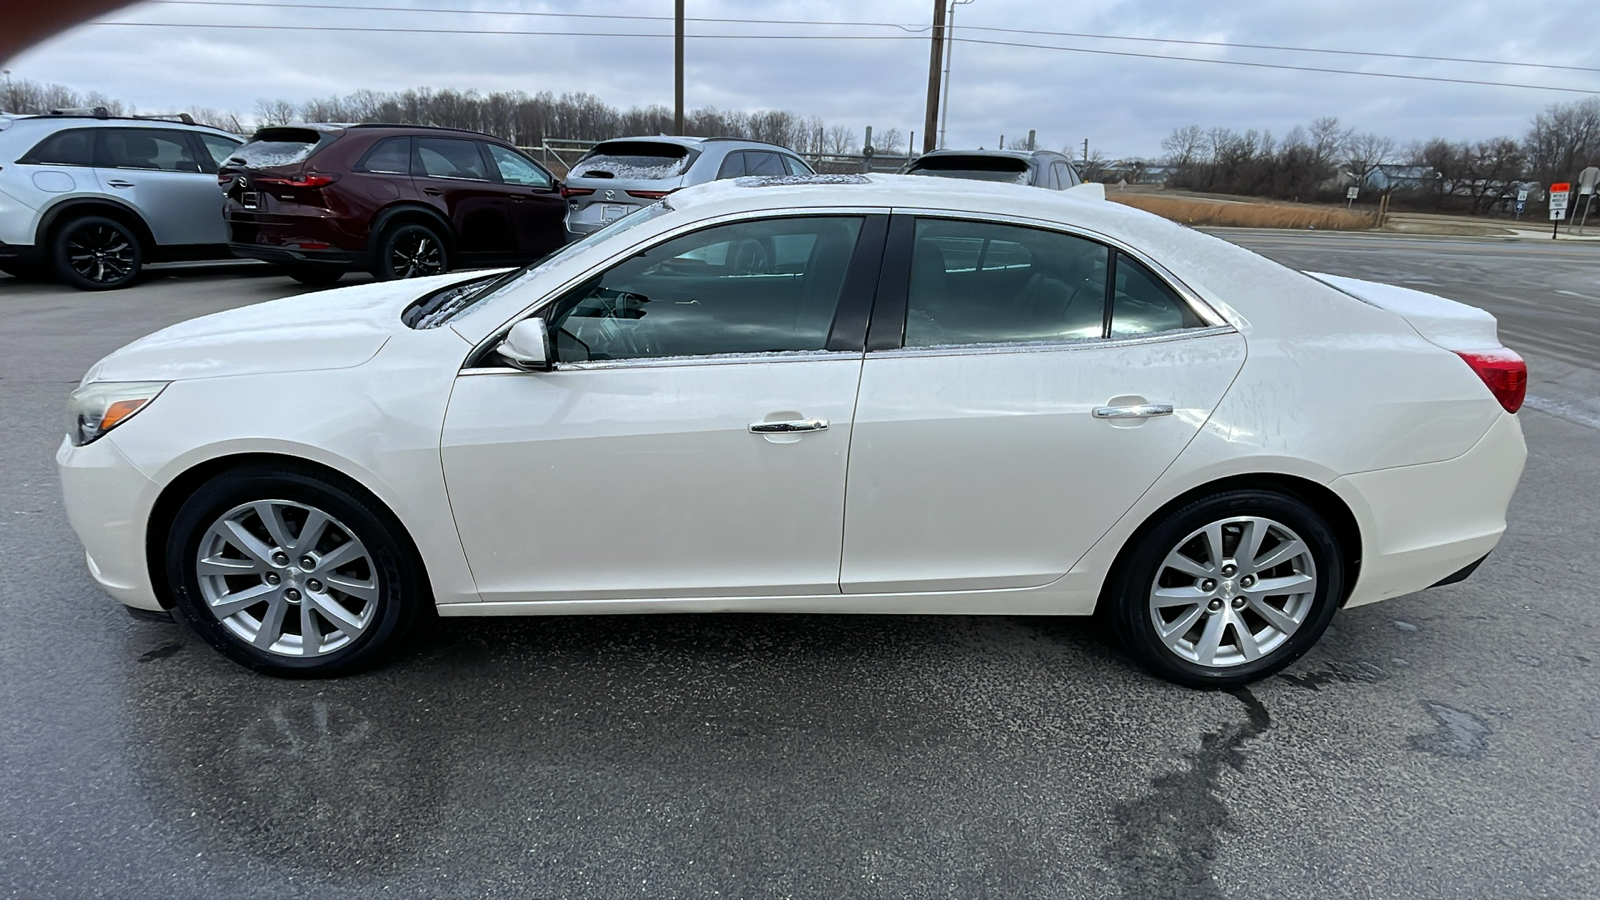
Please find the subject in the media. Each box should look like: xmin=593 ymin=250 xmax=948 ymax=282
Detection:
xmin=498 ymin=317 xmax=552 ymax=370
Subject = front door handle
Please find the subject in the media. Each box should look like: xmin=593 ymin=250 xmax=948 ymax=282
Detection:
xmin=749 ymin=418 xmax=829 ymax=434
xmin=1093 ymin=403 xmax=1174 ymax=419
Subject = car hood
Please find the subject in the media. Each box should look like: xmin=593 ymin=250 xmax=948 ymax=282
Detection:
xmin=84 ymin=272 xmax=483 ymax=384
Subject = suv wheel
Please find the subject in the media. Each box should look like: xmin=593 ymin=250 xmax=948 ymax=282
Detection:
xmin=374 ymin=222 xmax=448 ymax=281
xmin=52 ymin=216 xmax=143 ymax=291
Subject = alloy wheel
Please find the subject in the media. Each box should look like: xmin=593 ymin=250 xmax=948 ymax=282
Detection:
xmin=389 ymin=230 xmax=443 ymax=278
xmin=65 ymin=223 xmax=136 ymax=285
xmin=1147 ymin=515 xmax=1318 ymax=669
xmin=194 ymin=500 xmax=380 ymax=658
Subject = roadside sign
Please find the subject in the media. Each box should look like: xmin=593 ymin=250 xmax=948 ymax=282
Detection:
xmin=1346 ymin=186 xmax=1359 ymax=200
xmin=1550 ymin=182 xmax=1570 ymax=212
xmin=1516 ymin=199 xmax=1526 ymax=214
xmin=1580 ymin=167 xmax=1599 ymax=195
xmin=1517 ymin=189 xmax=1529 ymax=202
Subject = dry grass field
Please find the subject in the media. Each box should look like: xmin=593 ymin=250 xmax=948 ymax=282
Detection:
xmin=1108 ymin=193 xmax=1375 ymax=230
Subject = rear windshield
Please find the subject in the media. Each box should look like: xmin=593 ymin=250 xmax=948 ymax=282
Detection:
xmin=907 ymin=156 xmax=1031 ymax=185
xmin=226 ymin=127 xmax=329 ymax=169
xmin=572 ymin=141 xmax=694 ymax=180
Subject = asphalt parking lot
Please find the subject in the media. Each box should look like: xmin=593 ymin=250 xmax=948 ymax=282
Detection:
xmin=2 ymin=233 xmax=1597 ymax=899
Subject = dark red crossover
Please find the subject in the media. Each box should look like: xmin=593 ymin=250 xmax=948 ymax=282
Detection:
xmin=221 ymin=124 xmax=567 ymax=284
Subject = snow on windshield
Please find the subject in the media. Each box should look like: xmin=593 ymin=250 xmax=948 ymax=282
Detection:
xmin=572 ymin=143 xmax=692 ymax=180
xmin=230 ymin=140 xmax=319 ymax=168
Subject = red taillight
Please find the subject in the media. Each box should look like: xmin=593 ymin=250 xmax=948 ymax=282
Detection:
xmin=256 ymin=172 xmax=338 ymax=187
xmin=1456 ymin=348 xmax=1527 ymax=413
xmin=626 ymin=189 xmax=675 ymax=200
xmin=560 ymin=186 xmax=595 ymax=199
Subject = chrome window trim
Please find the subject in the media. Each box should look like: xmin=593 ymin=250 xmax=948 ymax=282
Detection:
xmin=890 ymin=206 xmax=1229 ymax=328
xmin=868 ymin=325 xmax=1237 ymax=360
xmin=463 ymin=206 xmax=891 ymax=368
xmin=461 ymin=349 xmax=864 ymax=376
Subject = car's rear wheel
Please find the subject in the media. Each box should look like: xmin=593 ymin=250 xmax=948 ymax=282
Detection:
xmin=373 ymin=222 xmax=448 ymax=280
xmin=165 ymin=464 xmax=427 ymax=676
xmin=1106 ymin=489 xmax=1344 ymax=688
xmin=283 ymin=264 xmax=346 ymax=286
xmin=52 ymin=215 xmax=143 ymax=290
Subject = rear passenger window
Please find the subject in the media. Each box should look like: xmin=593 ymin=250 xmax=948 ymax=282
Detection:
xmin=716 ymin=152 xmax=745 ymax=179
xmin=19 ymin=129 xmax=96 ymax=166
xmin=905 ymin=219 xmax=1109 ymax=347
xmin=357 ymin=137 xmax=412 ymax=174
xmin=99 ymin=129 xmax=204 ymax=172
xmin=1109 ymin=252 xmax=1205 ymax=336
xmin=416 ymin=138 xmax=489 ymax=180
xmin=783 ymin=155 xmax=813 ymax=176
xmin=542 ymin=216 xmax=864 ymax=362
xmin=744 ymin=152 xmax=786 ymax=176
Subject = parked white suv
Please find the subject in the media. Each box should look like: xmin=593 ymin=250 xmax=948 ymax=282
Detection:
xmin=0 ymin=110 xmax=242 ymax=289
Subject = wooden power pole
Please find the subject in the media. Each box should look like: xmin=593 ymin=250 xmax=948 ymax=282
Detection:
xmin=922 ymin=0 xmax=947 ymax=155
xmin=674 ymin=0 xmax=685 ymax=134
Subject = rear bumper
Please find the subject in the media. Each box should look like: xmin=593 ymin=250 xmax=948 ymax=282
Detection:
xmin=1333 ymin=412 xmax=1526 ymax=607
xmin=226 ymin=212 xmax=370 ymax=269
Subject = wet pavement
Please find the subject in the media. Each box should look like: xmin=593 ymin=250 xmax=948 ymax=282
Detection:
xmin=2 ymin=239 xmax=1597 ymax=898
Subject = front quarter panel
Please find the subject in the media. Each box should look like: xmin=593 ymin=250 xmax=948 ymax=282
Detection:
xmin=101 ymin=327 xmax=482 ymax=607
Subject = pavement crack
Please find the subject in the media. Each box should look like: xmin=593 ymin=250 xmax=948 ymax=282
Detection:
xmin=1102 ymin=687 xmax=1272 ymax=900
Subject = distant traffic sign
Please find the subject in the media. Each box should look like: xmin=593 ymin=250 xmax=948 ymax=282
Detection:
xmin=1551 ymin=183 xmax=1571 ymax=212
xmin=1516 ymin=199 xmax=1526 ymax=214
xmin=1580 ymin=167 xmax=1599 ymax=195
xmin=1346 ymin=186 xmax=1359 ymax=200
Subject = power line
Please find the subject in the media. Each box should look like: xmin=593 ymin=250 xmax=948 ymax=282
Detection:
xmin=86 ymin=22 xmax=1600 ymax=95
xmin=144 ymin=0 xmax=1600 ymax=75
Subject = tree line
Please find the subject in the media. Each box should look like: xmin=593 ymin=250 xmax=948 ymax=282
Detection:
xmin=1159 ymin=99 xmax=1600 ymax=214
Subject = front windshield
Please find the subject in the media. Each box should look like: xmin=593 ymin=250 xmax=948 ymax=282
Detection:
xmin=406 ymin=202 xmax=673 ymax=329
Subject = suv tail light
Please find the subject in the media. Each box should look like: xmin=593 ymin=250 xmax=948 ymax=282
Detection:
xmin=560 ymin=186 xmax=595 ymax=199
xmin=1456 ymin=349 xmax=1526 ymax=413
xmin=626 ymin=189 xmax=676 ymax=200
xmin=255 ymin=172 xmax=339 ymax=187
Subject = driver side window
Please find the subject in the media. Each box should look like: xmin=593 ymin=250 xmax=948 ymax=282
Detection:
xmin=543 ymin=216 xmax=865 ymax=362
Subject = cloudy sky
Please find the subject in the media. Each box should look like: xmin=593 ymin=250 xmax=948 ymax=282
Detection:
xmin=8 ymin=0 xmax=1599 ymax=158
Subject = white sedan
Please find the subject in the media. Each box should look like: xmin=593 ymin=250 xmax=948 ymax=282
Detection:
xmin=57 ymin=175 xmax=1526 ymax=687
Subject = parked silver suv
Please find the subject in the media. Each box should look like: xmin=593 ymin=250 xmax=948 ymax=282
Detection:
xmin=563 ymin=136 xmax=814 ymax=238
xmin=0 ymin=110 xmax=242 ymax=289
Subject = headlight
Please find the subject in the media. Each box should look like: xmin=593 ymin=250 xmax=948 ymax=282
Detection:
xmin=66 ymin=381 xmax=169 ymax=446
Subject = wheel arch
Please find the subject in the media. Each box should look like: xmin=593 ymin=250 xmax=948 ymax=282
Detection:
xmin=144 ymin=451 xmax=431 ymax=609
xmin=37 ymin=197 xmax=157 ymax=256
xmin=368 ymin=203 xmax=455 ymax=255
xmin=1098 ymin=472 xmax=1363 ymax=613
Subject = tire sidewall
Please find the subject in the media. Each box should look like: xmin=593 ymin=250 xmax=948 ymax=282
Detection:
xmin=374 ymin=222 xmax=449 ymax=280
xmin=52 ymin=215 xmax=143 ymax=291
xmin=165 ymin=468 xmax=418 ymax=677
xmin=1109 ymin=490 xmax=1344 ymax=688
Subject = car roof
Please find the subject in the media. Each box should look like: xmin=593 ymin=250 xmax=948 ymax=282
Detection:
xmin=590 ymin=135 xmax=799 ymax=152
xmin=913 ymin=149 xmax=1067 ymax=163
xmin=0 ymin=112 xmax=239 ymax=138
xmin=252 ymin=122 xmax=508 ymax=142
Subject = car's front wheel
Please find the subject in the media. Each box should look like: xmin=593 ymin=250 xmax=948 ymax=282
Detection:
xmin=373 ymin=222 xmax=448 ymax=280
xmin=165 ymin=464 xmax=427 ymax=676
xmin=52 ymin=215 xmax=143 ymax=290
xmin=1105 ymin=489 xmax=1344 ymax=688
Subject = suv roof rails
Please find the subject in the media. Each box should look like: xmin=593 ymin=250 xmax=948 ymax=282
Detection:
xmin=346 ymin=122 xmax=496 ymax=137
xmin=46 ymin=108 xmax=201 ymax=126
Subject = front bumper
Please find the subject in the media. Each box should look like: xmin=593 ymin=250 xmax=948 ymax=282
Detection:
xmin=57 ymin=435 xmax=164 ymax=610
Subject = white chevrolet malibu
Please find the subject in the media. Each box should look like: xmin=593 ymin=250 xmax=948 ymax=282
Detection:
xmin=57 ymin=175 xmax=1526 ymax=686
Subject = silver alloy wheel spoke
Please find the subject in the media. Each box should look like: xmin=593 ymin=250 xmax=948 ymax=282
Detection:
xmin=1147 ymin=515 xmax=1318 ymax=669
xmin=195 ymin=499 xmax=379 ymax=658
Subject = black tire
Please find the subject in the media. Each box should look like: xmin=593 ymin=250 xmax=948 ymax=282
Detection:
xmin=283 ymin=265 xmax=346 ymax=286
xmin=51 ymin=215 xmax=143 ymax=290
xmin=165 ymin=463 xmax=429 ymax=677
xmin=1104 ymin=489 xmax=1344 ymax=688
xmin=372 ymin=221 xmax=449 ymax=281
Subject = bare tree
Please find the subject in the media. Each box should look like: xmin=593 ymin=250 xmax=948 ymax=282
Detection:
xmin=1524 ymin=97 xmax=1600 ymax=185
xmin=254 ymin=99 xmax=299 ymax=126
xmin=825 ymin=124 xmax=857 ymax=155
xmin=1344 ymin=132 xmax=1398 ymax=188
xmin=1160 ymin=125 xmax=1204 ymax=167
xmin=873 ymin=127 xmax=903 ymax=156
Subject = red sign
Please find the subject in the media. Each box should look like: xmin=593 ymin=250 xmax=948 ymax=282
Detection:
xmin=1551 ymin=182 xmax=1571 ymax=192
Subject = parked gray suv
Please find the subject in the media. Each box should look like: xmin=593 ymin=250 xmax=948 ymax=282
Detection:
xmin=0 ymin=110 xmax=242 ymax=289
xmin=563 ymin=136 xmax=814 ymax=238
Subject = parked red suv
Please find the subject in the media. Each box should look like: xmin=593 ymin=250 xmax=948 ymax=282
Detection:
xmin=221 ymin=124 xmax=566 ymax=284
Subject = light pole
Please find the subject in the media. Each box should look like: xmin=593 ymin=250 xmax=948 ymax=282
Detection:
xmin=937 ymin=0 xmax=974 ymax=150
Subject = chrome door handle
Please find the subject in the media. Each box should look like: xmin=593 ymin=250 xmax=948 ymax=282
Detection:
xmin=749 ymin=418 xmax=829 ymax=434
xmin=1093 ymin=403 xmax=1174 ymax=419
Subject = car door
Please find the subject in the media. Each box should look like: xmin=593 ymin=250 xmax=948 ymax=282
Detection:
xmin=839 ymin=215 xmax=1246 ymax=594
xmin=412 ymin=137 xmax=514 ymax=258
xmin=440 ymin=214 xmax=886 ymax=603
xmin=93 ymin=127 xmax=226 ymax=245
xmin=482 ymin=142 xmax=566 ymax=256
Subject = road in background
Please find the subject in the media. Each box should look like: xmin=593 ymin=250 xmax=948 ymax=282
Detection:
xmin=1 ymin=236 xmax=1597 ymax=899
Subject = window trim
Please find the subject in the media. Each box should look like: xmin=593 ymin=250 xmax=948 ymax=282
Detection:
xmin=867 ymin=209 xmax=1229 ymax=353
xmin=461 ymin=207 xmax=894 ymax=372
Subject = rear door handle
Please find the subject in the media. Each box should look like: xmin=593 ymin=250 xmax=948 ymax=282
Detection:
xmin=106 ymin=180 xmax=135 ymax=189
xmin=749 ymin=418 xmax=829 ymax=434
xmin=1093 ymin=403 xmax=1174 ymax=419
xmin=423 ymin=187 xmax=443 ymax=196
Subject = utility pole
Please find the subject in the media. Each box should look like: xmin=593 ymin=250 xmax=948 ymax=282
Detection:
xmin=937 ymin=0 xmax=974 ymax=150
xmin=922 ymin=0 xmax=946 ymax=155
xmin=1082 ymin=138 xmax=1089 ymax=163
xmin=673 ymin=0 xmax=685 ymax=135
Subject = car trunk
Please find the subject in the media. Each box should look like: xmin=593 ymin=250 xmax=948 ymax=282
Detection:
xmin=563 ymin=140 xmax=698 ymax=232
xmin=220 ymin=127 xmax=341 ymax=220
